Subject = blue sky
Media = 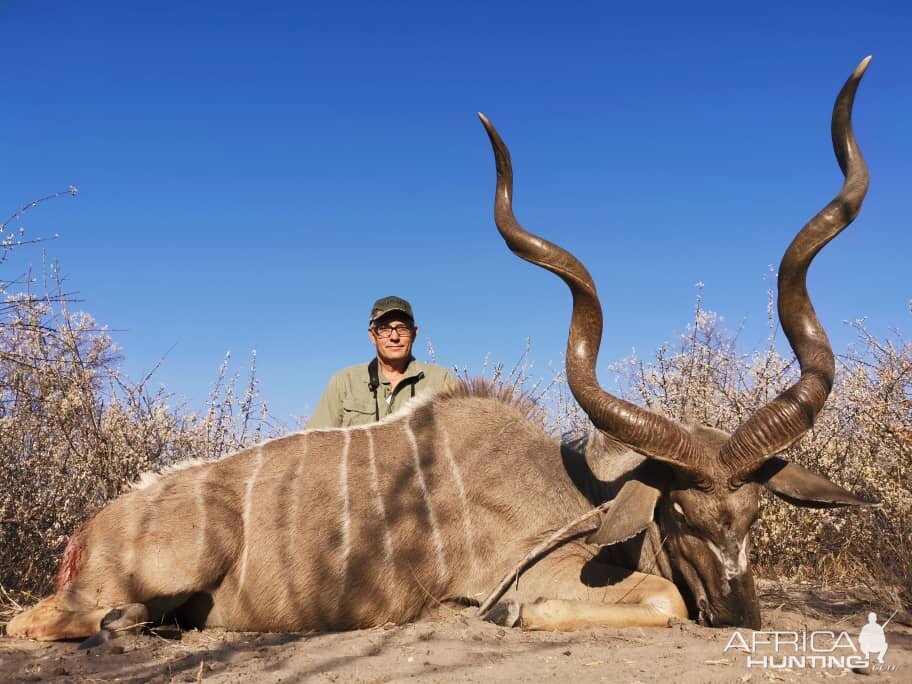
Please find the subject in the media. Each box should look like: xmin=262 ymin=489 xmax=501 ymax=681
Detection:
xmin=3 ymin=1 xmax=910 ymax=425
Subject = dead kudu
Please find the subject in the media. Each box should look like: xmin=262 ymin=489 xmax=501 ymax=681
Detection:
xmin=6 ymin=59 xmax=873 ymax=643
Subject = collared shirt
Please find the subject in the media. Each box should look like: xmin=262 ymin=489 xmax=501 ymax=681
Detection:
xmin=306 ymin=358 xmax=458 ymax=429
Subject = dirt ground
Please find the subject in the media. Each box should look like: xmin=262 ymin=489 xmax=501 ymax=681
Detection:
xmin=1 ymin=581 xmax=909 ymax=683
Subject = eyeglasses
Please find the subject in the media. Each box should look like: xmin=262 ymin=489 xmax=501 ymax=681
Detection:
xmin=373 ymin=324 xmax=414 ymax=339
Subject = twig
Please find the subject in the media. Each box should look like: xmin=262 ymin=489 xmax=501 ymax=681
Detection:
xmin=0 ymin=187 xmax=78 ymax=233
xmin=0 ymin=585 xmax=25 ymax=612
xmin=407 ymin=563 xmax=460 ymax=618
xmin=477 ymin=501 xmax=611 ymax=617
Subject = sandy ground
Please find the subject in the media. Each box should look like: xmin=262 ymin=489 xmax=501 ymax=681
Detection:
xmin=1 ymin=582 xmax=909 ymax=683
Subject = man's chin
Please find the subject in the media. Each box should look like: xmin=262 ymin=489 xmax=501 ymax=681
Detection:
xmin=380 ymin=350 xmax=411 ymax=363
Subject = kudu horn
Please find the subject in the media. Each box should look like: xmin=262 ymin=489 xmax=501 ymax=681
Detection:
xmin=477 ymin=112 xmax=711 ymax=482
xmin=720 ymin=57 xmax=871 ymax=483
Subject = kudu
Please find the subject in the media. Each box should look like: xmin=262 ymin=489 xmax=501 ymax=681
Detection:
xmin=6 ymin=59 xmax=872 ymax=643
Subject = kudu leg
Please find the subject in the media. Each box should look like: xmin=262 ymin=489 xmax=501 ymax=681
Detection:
xmin=494 ymin=554 xmax=688 ymax=630
xmin=5 ymin=596 xmax=110 ymax=641
xmin=517 ymin=597 xmax=682 ymax=630
xmin=6 ymin=595 xmax=152 ymax=643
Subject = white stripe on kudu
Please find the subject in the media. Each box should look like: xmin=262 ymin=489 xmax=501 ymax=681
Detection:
xmin=405 ymin=418 xmax=448 ymax=580
xmin=285 ymin=435 xmax=308 ymax=604
xmin=338 ymin=431 xmax=352 ymax=596
xmin=195 ymin=467 xmax=210 ymax=555
xmin=290 ymin=435 xmax=308 ymax=541
xmin=237 ymin=446 xmax=264 ymax=595
xmin=441 ymin=426 xmax=478 ymax=574
xmin=365 ymin=429 xmax=394 ymax=563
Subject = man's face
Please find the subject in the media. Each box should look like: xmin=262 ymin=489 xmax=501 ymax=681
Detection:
xmin=368 ymin=313 xmax=417 ymax=365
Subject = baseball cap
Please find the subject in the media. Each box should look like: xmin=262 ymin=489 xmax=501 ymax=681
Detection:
xmin=369 ymin=296 xmax=414 ymax=324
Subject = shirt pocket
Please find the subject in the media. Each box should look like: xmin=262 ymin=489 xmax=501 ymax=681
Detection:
xmin=341 ymin=397 xmax=376 ymax=427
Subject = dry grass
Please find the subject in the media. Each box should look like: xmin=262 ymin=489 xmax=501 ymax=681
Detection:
xmin=0 ymin=270 xmax=279 ymax=607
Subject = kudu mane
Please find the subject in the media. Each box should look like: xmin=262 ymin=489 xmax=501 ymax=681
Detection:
xmin=132 ymin=378 xmax=550 ymax=491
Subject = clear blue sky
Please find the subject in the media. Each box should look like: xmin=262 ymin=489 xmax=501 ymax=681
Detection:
xmin=3 ymin=1 xmax=910 ymax=425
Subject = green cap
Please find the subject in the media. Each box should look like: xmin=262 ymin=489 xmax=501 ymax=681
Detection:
xmin=369 ymin=296 xmax=414 ymax=324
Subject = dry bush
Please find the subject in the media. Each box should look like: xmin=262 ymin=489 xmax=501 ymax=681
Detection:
xmin=451 ymin=338 xmax=569 ymax=432
xmin=0 ymin=273 xmax=277 ymax=603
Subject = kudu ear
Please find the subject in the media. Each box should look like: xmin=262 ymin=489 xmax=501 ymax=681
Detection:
xmin=756 ymin=457 xmax=877 ymax=508
xmin=587 ymin=479 xmax=661 ymax=547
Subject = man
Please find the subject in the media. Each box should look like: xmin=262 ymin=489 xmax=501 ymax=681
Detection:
xmin=306 ymin=296 xmax=458 ymax=428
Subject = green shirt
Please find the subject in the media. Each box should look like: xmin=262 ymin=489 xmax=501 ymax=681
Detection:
xmin=306 ymin=358 xmax=458 ymax=429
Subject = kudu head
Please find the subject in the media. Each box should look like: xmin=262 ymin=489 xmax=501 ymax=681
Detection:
xmin=479 ymin=57 xmax=875 ymax=630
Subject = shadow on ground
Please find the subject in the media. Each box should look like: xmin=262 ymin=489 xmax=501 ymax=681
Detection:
xmin=1 ymin=584 xmax=909 ymax=683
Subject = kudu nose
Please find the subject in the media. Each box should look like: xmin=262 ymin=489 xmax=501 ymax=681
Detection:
xmin=710 ymin=577 xmax=761 ymax=630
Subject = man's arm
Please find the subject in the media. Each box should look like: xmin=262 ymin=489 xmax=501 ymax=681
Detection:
xmin=306 ymin=373 xmax=345 ymax=429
